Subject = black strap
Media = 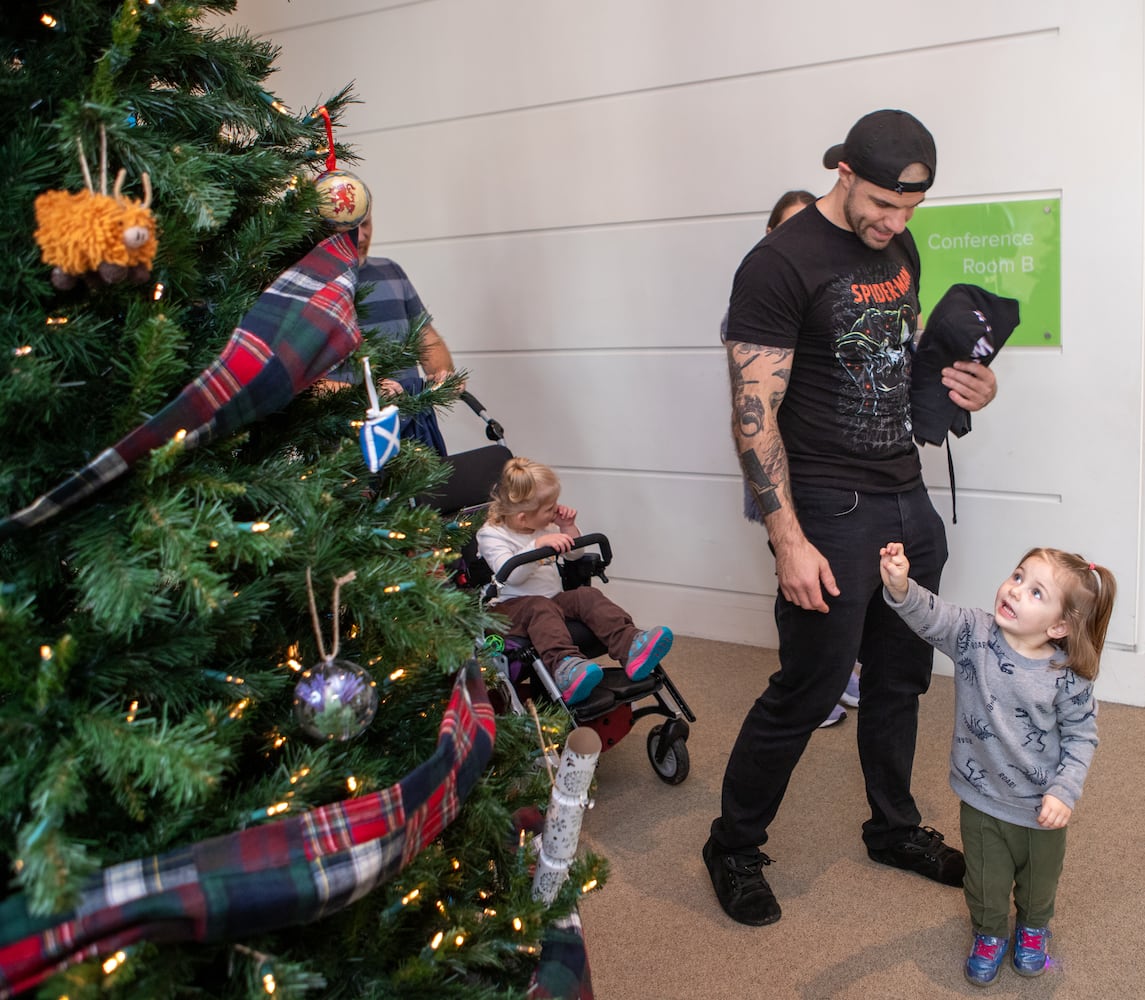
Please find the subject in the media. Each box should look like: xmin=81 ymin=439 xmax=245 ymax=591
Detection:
xmin=946 ymin=433 xmax=957 ymax=525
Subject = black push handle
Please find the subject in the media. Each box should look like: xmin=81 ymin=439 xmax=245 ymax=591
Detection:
xmin=459 ymin=390 xmax=505 ymax=443
xmin=492 ymin=532 xmax=613 ymax=584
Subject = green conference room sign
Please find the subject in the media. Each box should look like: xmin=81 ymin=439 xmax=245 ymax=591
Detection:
xmin=912 ymin=197 xmax=1061 ymax=347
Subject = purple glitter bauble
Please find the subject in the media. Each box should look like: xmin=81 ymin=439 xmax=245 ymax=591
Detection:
xmin=293 ymin=658 xmax=378 ymax=741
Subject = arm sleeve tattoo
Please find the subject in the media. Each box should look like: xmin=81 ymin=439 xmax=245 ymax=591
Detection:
xmin=727 ymin=342 xmax=792 ymax=521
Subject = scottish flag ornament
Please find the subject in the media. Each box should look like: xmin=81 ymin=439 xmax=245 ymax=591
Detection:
xmin=359 ymin=357 xmax=401 ymax=472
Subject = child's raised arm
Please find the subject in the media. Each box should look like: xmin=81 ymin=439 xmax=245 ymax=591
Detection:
xmin=880 ymin=542 xmax=911 ymax=602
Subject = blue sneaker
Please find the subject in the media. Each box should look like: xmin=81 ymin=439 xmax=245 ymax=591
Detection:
xmin=554 ymin=656 xmax=603 ymax=705
xmin=625 ymin=626 xmax=673 ymax=681
xmin=1012 ymin=924 xmax=1050 ymax=977
xmin=965 ymin=933 xmax=1008 ymax=986
xmin=840 ymin=667 xmax=861 ymax=707
xmin=818 ymin=703 xmax=847 ymax=728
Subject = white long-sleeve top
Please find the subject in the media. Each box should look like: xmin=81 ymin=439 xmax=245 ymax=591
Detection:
xmin=475 ymin=521 xmax=584 ymax=604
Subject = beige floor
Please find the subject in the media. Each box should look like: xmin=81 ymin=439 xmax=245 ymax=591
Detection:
xmin=577 ymin=635 xmax=1144 ymax=1000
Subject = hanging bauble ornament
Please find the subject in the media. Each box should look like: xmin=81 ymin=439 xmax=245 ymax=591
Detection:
xmin=312 ymin=105 xmax=371 ymax=231
xmin=293 ymin=569 xmax=376 ymax=741
xmin=315 ymin=169 xmax=371 ymax=231
xmin=293 ymin=657 xmax=379 ymax=741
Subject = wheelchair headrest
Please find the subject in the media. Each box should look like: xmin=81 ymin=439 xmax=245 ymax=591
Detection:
xmin=412 ymin=444 xmax=512 ymax=514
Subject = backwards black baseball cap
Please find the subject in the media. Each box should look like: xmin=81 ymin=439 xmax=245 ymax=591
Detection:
xmin=822 ymin=109 xmax=936 ymax=194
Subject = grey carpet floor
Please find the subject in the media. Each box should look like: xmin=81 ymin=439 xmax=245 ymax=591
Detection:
xmin=577 ymin=635 xmax=1144 ymax=999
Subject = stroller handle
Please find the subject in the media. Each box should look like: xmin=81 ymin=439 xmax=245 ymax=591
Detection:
xmin=459 ymin=390 xmax=505 ymax=443
xmin=492 ymin=532 xmax=613 ymax=584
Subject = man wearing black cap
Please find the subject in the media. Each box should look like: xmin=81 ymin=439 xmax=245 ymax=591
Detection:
xmin=704 ymin=109 xmax=998 ymax=926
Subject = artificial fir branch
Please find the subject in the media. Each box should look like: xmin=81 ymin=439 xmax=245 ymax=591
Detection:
xmin=75 ymin=706 xmax=232 ymax=817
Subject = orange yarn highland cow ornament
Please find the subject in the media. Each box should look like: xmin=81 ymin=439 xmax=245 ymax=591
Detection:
xmin=33 ymin=126 xmax=157 ymax=290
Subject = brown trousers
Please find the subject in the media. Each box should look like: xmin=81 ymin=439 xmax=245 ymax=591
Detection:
xmin=496 ymin=589 xmax=638 ymax=670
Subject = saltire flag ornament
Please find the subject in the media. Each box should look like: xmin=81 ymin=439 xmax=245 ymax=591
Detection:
xmin=0 ymin=231 xmax=362 ymax=539
xmin=0 ymin=663 xmax=496 ymax=999
xmin=358 ymin=356 xmax=401 ymax=473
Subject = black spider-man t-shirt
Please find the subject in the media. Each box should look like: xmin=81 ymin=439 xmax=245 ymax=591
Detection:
xmin=724 ymin=203 xmax=924 ymax=493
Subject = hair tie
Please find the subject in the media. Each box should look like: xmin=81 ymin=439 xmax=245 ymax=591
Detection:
xmin=1088 ymin=562 xmax=1096 ymax=571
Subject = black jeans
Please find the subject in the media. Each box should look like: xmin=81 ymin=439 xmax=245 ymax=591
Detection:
xmin=712 ymin=483 xmax=948 ymax=854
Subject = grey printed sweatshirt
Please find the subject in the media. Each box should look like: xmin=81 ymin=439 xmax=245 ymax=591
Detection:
xmin=886 ymin=580 xmax=1098 ymax=830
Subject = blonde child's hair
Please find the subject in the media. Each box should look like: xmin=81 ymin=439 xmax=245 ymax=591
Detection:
xmin=1020 ymin=547 xmax=1117 ymax=680
xmin=486 ymin=457 xmax=560 ymax=526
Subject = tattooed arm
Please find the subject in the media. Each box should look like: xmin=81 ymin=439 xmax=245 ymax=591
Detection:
xmin=727 ymin=339 xmax=839 ymax=612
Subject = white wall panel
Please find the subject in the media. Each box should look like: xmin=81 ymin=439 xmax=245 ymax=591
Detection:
xmin=553 ymin=469 xmax=772 ymax=593
xmin=238 ymin=0 xmax=1061 ymax=132
xmin=436 ymin=351 xmax=730 ymax=474
xmin=352 ymin=33 xmax=1064 ymax=242
xmin=927 ymin=491 xmax=1136 ymax=647
xmin=226 ymin=0 xmax=1145 ymax=703
xmin=377 ymin=218 xmax=762 ymax=352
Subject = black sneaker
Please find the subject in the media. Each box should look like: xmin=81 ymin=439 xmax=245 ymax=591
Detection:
xmin=702 ymin=836 xmax=782 ymax=926
xmin=867 ymin=825 xmax=965 ymax=886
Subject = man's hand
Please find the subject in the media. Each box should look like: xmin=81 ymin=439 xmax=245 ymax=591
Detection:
xmin=942 ymin=360 xmax=997 ymax=412
xmin=772 ymin=533 xmax=839 ymax=613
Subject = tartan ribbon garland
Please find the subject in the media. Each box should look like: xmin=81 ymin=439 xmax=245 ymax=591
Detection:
xmin=0 ymin=662 xmax=495 ymax=998
xmin=530 ymin=912 xmax=594 ymax=999
xmin=0 ymin=231 xmax=363 ymax=539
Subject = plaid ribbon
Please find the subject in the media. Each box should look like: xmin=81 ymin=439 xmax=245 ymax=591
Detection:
xmin=529 ymin=911 xmax=594 ymax=999
xmin=0 ymin=663 xmax=494 ymax=998
xmin=0 ymin=232 xmax=362 ymax=538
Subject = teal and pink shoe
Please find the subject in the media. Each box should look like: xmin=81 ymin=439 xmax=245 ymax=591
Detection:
xmin=625 ymin=626 xmax=673 ymax=681
xmin=554 ymin=656 xmax=603 ymax=705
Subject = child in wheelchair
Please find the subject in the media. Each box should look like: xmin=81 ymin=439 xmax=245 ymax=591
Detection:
xmin=476 ymin=456 xmax=673 ymax=706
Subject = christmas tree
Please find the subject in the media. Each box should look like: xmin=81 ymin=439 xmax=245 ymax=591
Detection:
xmin=0 ymin=2 xmax=602 ymax=997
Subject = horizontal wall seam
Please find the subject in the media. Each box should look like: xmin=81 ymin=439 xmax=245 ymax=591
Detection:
xmin=342 ymin=27 xmax=1060 ymax=137
xmin=455 ymin=347 xmax=723 ymax=358
xmin=256 ymin=0 xmax=438 ymax=37
xmin=549 ymin=467 xmax=1065 ymax=503
xmin=377 ymin=188 xmax=1062 ymax=247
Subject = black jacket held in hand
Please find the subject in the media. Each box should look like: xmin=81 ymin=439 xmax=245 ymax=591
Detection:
xmin=910 ymin=283 xmax=1020 ymax=447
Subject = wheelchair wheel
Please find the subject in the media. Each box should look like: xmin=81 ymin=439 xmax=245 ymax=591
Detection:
xmin=646 ymin=724 xmax=689 ymax=785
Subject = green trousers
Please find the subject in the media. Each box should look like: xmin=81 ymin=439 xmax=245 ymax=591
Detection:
xmin=960 ymin=800 xmax=1067 ymax=938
